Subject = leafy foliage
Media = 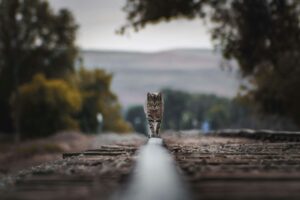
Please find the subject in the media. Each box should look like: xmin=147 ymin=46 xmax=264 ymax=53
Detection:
xmin=76 ymin=67 xmax=132 ymax=133
xmin=162 ymin=89 xmax=246 ymax=130
xmin=0 ymin=0 xmax=78 ymax=133
xmin=0 ymin=0 xmax=132 ymax=137
xmin=121 ymin=0 xmax=300 ymax=127
xmin=11 ymin=67 xmax=132 ymax=138
xmin=11 ymin=74 xmax=81 ymax=138
xmin=125 ymin=105 xmax=147 ymax=135
xmin=126 ymin=89 xmax=297 ymax=131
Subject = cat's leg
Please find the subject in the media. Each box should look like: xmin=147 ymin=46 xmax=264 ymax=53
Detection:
xmin=148 ymin=119 xmax=155 ymax=137
xmin=155 ymin=120 xmax=161 ymax=137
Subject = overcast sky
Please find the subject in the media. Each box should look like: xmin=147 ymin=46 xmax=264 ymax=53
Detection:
xmin=49 ymin=0 xmax=213 ymax=52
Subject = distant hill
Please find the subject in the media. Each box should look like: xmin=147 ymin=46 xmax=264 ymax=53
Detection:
xmin=80 ymin=49 xmax=240 ymax=107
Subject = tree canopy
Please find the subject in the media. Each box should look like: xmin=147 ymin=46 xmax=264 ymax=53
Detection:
xmin=12 ymin=74 xmax=81 ymax=138
xmin=0 ymin=0 xmax=131 ymax=138
xmin=121 ymin=0 xmax=300 ymax=127
xmin=126 ymin=89 xmax=297 ymax=132
xmin=125 ymin=105 xmax=147 ymax=135
xmin=76 ymin=67 xmax=132 ymax=133
xmin=0 ymin=0 xmax=78 ymax=133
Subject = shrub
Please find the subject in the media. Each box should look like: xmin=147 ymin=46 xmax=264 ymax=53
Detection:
xmin=12 ymin=74 xmax=81 ymax=138
xmin=76 ymin=67 xmax=132 ymax=133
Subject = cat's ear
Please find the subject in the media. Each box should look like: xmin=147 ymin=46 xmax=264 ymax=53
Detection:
xmin=158 ymin=92 xmax=162 ymax=100
xmin=147 ymin=92 xmax=151 ymax=100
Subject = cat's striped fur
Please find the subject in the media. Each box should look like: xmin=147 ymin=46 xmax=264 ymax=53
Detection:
xmin=145 ymin=92 xmax=164 ymax=137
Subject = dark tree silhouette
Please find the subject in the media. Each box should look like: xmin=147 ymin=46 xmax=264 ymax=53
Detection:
xmin=126 ymin=105 xmax=147 ymax=135
xmin=121 ymin=0 xmax=300 ymax=127
xmin=0 ymin=0 xmax=78 ymax=136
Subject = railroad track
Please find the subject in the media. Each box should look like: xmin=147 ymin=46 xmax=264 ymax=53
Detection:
xmin=165 ymin=130 xmax=300 ymax=200
xmin=114 ymin=138 xmax=189 ymax=200
xmin=0 ymin=144 xmax=141 ymax=200
xmin=1 ymin=130 xmax=300 ymax=200
xmin=212 ymin=129 xmax=300 ymax=141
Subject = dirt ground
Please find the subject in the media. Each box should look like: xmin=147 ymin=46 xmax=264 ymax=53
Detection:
xmin=0 ymin=132 xmax=95 ymax=176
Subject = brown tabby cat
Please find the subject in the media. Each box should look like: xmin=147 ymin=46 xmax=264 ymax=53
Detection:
xmin=145 ymin=92 xmax=164 ymax=137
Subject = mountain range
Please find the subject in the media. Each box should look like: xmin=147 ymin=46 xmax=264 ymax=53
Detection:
xmin=80 ymin=49 xmax=240 ymax=107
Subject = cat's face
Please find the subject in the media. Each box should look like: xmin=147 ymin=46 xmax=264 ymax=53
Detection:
xmin=147 ymin=92 xmax=162 ymax=103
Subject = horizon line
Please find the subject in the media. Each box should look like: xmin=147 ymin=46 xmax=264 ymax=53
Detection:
xmin=79 ymin=47 xmax=214 ymax=53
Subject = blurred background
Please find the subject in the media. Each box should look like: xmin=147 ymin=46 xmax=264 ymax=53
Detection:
xmin=1 ymin=0 xmax=300 ymax=171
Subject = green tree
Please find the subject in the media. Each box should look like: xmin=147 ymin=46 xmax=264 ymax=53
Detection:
xmin=0 ymin=0 xmax=78 ymax=135
xmin=162 ymin=89 xmax=187 ymax=130
xmin=121 ymin=0 xmax=300 ymax=127
xmin=11 ymin=74 xmax=81 ymax=138
xmin=161 ymin=89 xmax=252 ymax=130
xmin=76 ymin=67 xmax=132 ymax=133
xmin=206 ymin=104 xmax=230 ymax=129
xmin=126 ymin=105 xmax=147 ymax=135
